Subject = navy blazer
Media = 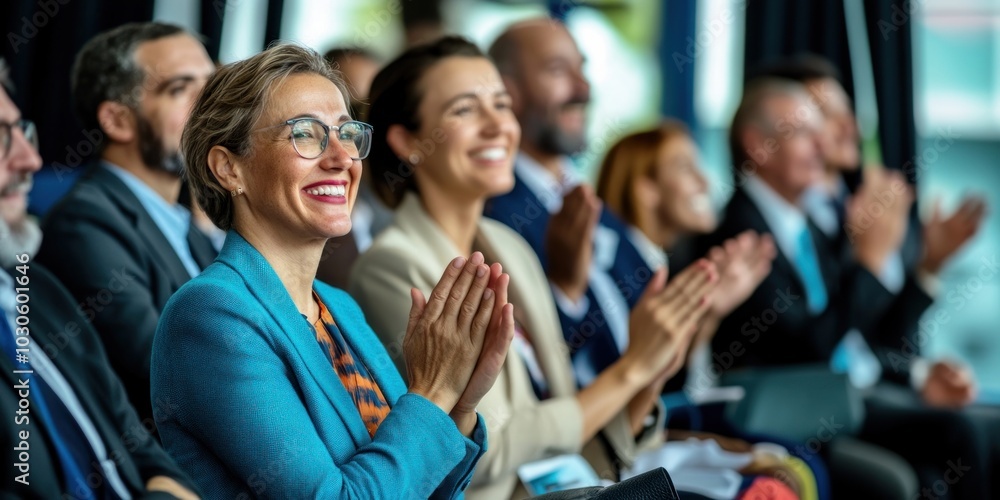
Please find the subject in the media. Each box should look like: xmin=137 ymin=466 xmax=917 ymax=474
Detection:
xmin=152 ymin=231 xmax=486 ymax=498
xmin=485 ymin=171 xmax=653 ymax=384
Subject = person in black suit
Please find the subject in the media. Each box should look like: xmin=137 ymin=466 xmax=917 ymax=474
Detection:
xmin=0 ymin=58 xmax=197 ymax=498
xmin=753 ymin=54 xmax=988 ymax=395
xmin=702 ymin=77 xmax=991 ymax=498
xmin=36 ymin=23 xmax=217 ymax=430
xmin=754 ymin=54 xmax=1000 ymax=497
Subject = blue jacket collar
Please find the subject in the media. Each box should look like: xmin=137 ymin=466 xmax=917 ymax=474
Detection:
xmin=216 ymin=230 xmax=405 ymax=447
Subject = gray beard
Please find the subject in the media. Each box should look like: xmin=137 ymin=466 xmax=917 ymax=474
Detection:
xmin=0 ymin=216 xmax=42 ymax=268
xmin=536 ymin=125 xmax=587 ymax=156
xmin=522 ymin=111 xmax=587 ymax=157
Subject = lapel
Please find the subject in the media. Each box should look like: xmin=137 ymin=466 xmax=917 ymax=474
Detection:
xmin=474 ymin=224 xmax=578 ymax=398
xmin=215 ymin=232 xmax=371 ymax=449
xmin=186 ymin=225 xmax=218 ymax=270
xmin=90 ymin=166 xmax=195 ymax=288
xmin=729 ymin=188 xmax=809 ymax=300
xmin=397 ymin=194 xmax=578 ymax=399
xmin=808 ymin=218 xmax=839 ymax=298
xmin=485 ymin=172 xmax=550 ymax=249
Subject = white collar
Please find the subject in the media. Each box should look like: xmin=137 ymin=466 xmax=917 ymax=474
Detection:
xmin=801 ymin=178 xmax=847 ymax=238
xmin=626 ymin=226 xmax=667 ymax=271
xmin=741 ymin=176 xmax=809 ymax=262
xmin=514 ymin=152 xmax=581 ymax=214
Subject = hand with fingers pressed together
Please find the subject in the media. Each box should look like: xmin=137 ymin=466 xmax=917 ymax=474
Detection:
xmin=847 ymin=168 xmax=914 ymax=274
xmin=403 ymin=251 xmax=515 ymax=435
xmin=625 ymin=260 xmax=719 ymax=384
xmin=705 ymin=230 xmax=777 ymax=319
xmin=546 ymin=184 xmax=602 ymax=302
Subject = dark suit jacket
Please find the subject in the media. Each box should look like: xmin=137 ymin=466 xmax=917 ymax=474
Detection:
xmin=36 ymin=164 xmax=216 ymax=429
xmin=700 ymin=188 xmax=913 ymax=376
xmin=813 ymin=184 xmax=933 ymax=385
xmin=1 ymin=264 xmax=195 ymax=498
xmin=485 ymin=171 xmax=653 ymax=384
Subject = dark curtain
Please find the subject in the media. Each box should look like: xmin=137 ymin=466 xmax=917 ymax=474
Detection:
xmin=0 ymin=0 xmax=228 ymax=215
xmin=742 ymin=0 xmax=918 ymax=182
xmin=658 ymin=0 xmax=697 ymax=129
xmin=201 ymin=0 xmax=225 ymax=61
xmin=263 ymin=0 xmax=285 ymax=48
xmin=744 ymin=0 xmax=856 ymax=101
xmin=863 ymin=0 xmax=918 ymax=182
xmin=0 ymin=0 xmax=155 ymax=164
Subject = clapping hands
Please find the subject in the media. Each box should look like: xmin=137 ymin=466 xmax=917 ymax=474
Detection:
xmin=403 ymin=252 xmax=515 ymax=435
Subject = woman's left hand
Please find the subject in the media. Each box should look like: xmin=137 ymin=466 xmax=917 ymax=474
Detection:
xmin=450 ymin=263 xmax=515 ymax=434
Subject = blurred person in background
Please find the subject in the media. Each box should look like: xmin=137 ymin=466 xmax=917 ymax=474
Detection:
xmin=316 ymin=46 xmax=394 ymax=289
xmin=483 ymin=18 xmax=657 ymax=389
xmin=154 ymin=43 xmax=507 ymax=498
xmin=35 ymin=22 xmax=218 ymax=429
xmin=756 ymin=53 xmax=1000 ymax=494
xmin=595 ymin=121 xmax=776 ymax=395
xmin=756 ymin=54 xmax=986 ymax=405
xmin=0 ymin=58 xmax=199 ymax=500
xmin=351 ymin=35 xmax=805 ymax=500
xmin=701 ymin=76 xmax=991 ymax=499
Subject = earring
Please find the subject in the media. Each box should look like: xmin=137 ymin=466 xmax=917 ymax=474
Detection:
xmin=408 ymin=153 xmax=421 ymax=165
xmin=230 ymin=187 xmax=243 ymax=197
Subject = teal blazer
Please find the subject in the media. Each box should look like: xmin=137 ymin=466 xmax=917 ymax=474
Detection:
xmin=151 ymin=231 xmax=486 ymax=498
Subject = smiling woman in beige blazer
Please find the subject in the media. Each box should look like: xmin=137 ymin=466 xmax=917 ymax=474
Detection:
xmin=350 ymin=37 xmax=719 ymax=500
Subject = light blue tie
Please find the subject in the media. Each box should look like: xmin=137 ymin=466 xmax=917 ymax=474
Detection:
xmin=795 ymin=226 xmax=828 ymax=314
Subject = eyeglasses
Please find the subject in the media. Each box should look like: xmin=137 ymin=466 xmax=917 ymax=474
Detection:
xmin=261 ymin=118 xmax=372 ymax=161
xmin=0 ymin=119 xmax=37 ymax=160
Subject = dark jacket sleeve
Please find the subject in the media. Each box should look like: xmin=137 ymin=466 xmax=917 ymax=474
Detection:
xmin=870 ymin=275 xmax=934 ymax=385
xmin=37 ymin=210 xmax=160 ymax=419
xmin=30 ymin=264 xmax=197 ymax=497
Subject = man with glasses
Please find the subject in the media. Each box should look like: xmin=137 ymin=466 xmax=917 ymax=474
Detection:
xmin=0 ymin=58 xmax=199 ymax=499
xmin=0 ymin=118 xmax=39 ymax=261
xmin=35 ymin=22 xmax=217 ymax=431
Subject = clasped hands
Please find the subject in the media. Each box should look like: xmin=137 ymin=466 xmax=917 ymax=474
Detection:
xmin=403 ymin=252 xmax=514 ymax=436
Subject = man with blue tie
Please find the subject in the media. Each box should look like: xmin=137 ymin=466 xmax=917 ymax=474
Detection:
xmin=0 ymin=59 xmax=198 ymax=498
xmin=702 ymin=77 xmax=990 ymax=499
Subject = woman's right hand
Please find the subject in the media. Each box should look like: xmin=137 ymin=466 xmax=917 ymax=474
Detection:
xmin=403 ymin=252 xmax=507 ymax=418
xmin=623 ymin=260 xmax=717 ymax=384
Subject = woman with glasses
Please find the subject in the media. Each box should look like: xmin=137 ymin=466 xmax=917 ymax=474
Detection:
xmin=152 ymin=43 xmax=513 ymax=498
xmin=349 ymin=37 xmax=725 ymax=500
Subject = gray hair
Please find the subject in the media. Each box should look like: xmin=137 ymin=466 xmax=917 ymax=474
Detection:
xmin=728 ymin=77 xmax=811 ymax=171
xmin=70 ymin=22 xmax=188 ymax=138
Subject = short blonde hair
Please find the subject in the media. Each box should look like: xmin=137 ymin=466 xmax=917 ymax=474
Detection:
xmin=183 ymin=43 xmax=349 ymax=230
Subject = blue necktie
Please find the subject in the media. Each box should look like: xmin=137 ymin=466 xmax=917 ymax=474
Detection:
xmin=795 ymin=226 xmax=828 ymax=314
xmin=0 ymin=309 xmax=101 ymax=499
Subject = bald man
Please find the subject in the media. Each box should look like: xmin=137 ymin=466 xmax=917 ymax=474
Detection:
xmin=484 ymin=19 xmax=654 ymax=387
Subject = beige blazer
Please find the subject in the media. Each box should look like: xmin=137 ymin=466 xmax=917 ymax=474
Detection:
xmin=349 ymin=193 xmax=664 ymax=500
